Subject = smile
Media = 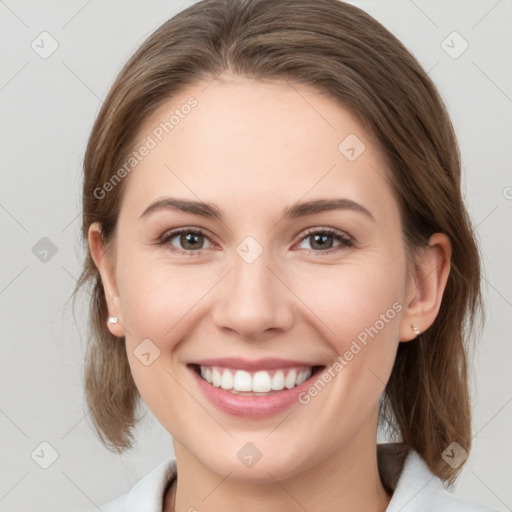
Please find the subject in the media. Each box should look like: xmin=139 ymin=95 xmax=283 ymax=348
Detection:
xmin=196 ymin=365 xmax=316 ymax=394
xmin=188 ymin=359 xmax=325 ymax=417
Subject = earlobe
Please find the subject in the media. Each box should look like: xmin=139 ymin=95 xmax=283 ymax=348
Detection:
xmin=88 ymin=222 xmax=125 ymax=337
xmin=399 ymin=233 xmax=452 ymax=342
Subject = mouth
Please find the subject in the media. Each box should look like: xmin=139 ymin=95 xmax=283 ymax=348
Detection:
xmin=189 ymin=363 xmax=325 ymax=396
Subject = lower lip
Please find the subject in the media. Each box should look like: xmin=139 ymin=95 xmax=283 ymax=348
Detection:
xmin=189 ymin=366 xmax=321 ymax=418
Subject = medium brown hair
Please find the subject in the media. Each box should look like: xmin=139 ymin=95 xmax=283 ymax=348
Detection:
xmin=73 ymin=0 xmax=482 ymax=484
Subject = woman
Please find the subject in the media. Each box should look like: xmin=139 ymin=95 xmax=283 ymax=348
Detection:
xmin=76 ymin=0 xmax=498 ymax=510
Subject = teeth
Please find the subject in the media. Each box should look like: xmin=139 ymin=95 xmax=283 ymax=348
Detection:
xmin=284 ymin=369 xmax=297 ymax=389
xmin=296 ymin=370 xmax=309 ymax=385
xmin=198 ymin=366 xmax=312 ymax=393
xmin=271 ymin=370 xmax=285 ymax=391
xmin=212 ymin=368 xmax=222 ymax=387
xmin=233 ymin=370 xmax=252 ymax=391
xmin=253 ymin=371 xmax=272 ymax=392
xmin=220 ymin=369 xmax=234 ymax=390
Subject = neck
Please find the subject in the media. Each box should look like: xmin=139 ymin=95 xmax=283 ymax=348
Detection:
xmin=165 ymin=425 xmax=392 ymax=512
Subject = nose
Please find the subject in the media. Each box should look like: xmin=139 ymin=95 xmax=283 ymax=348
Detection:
xmin=212 ymin=250 xmax=294 ymax=341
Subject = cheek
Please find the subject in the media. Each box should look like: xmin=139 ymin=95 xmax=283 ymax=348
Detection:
xmin=115 ymin=255 xmax=203 ymax=418
xmin=294 ymin=256 xmax=405 ymax=344
xmin=282 ymin=267 xmax=404 ymax=458
xmin=115 ymin=253 xmax=221 ymax=403
xmin=116 ymin=250 xmax=209 ymax=341
xmin=291 ymin=256 xmax=406 ymax=405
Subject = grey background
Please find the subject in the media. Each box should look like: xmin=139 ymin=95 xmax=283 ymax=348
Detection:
xmin=0 ymin=1 xmax=510 ymax=511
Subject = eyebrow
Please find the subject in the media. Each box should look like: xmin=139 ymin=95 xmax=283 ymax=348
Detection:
xmin=139 ymin=197 xmax=375 ymax=222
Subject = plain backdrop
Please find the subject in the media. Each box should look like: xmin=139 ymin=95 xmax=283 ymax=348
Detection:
xmin=0 ymin=1 xmax=511 ymax=511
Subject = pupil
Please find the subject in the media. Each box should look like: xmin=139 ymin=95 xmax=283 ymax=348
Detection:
xmin=181 ymin=232 xmax=202 ymax=250
xmin=312 ymin=234 xmax=333 ymax=250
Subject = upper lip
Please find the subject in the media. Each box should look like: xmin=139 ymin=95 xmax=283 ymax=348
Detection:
xmin=188 ymin=357 xmax=323 ymax=371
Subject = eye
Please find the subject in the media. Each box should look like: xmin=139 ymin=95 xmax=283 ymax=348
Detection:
xmin=160 ymin=228 xmax=215 ymax=254
xmin=295 ymin=228 xmax=354 ymax=254
xmin=158 ymin=226 xmax=354 ymax=255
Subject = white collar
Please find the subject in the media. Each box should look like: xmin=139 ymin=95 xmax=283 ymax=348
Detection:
xmin=95 ymin=443 xmax=498 ymax=512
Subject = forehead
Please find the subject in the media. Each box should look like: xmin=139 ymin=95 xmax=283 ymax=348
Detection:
xmin=120 ymin=76 xmax=396 ymax=223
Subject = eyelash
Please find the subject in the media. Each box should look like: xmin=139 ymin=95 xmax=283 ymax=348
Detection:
xmin=158 ymin=227 xmax=355 ymax=256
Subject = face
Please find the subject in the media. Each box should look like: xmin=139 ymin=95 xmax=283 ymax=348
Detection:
xmin=95 ymin=75 xmax=416 ymax=482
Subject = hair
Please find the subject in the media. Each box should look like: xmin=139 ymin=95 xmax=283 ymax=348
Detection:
xmin=72 ymin=0 xmax=482 ymax=484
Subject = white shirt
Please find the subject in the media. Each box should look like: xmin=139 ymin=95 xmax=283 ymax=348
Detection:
xmin=90 ymin=444 xmax=498 ymax=512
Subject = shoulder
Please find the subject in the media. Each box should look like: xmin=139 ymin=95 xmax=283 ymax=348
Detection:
xmin=386 ymin=448 xmax=499 ymax=512
xmin=86 ymin=459 xmax=177 ymax=512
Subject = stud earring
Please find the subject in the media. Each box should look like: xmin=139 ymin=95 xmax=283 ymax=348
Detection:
xmin=411 ymin=323 xmax=421 ymax=336
xmin=108 ymin=316 xmax=119 ymax=325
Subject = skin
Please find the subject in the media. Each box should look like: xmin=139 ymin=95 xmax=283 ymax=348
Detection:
xmin=89 ymin=75 xmax=451 ymax=512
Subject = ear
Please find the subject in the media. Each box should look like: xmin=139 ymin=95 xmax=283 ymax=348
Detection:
xmin=88 ymin=222 xmax=125 ymax=337
xmin=399 ymin=233 xmax=452 ymax=342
